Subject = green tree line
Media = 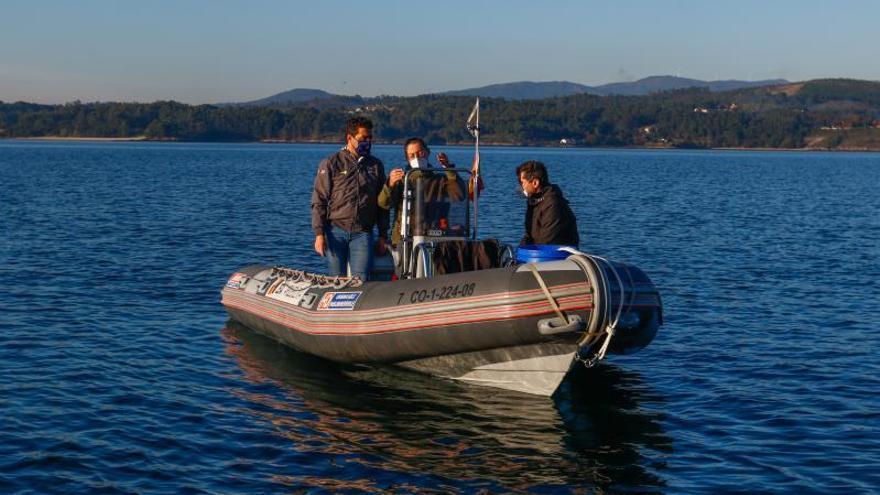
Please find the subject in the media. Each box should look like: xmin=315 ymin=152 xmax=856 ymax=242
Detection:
xmin=2 ymin=79 xmax=878 ymax=148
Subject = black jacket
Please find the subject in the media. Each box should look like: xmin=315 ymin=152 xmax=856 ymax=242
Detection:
xmin=522 ymin=183 xmax=579 ymax=247
xmin=311 ymin=149 xmax=389 ymax=237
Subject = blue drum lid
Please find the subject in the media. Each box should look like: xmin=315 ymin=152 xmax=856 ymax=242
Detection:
xmin=516 ymin=244 xmax=575 ymax=263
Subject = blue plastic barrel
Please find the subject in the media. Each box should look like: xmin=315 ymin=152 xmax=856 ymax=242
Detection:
xmin=516 ymin=244 xmax=576 ymax=264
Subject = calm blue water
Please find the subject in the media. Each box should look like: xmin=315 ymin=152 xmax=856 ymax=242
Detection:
xmin=1 ymin=141 xmax=879 ymax=494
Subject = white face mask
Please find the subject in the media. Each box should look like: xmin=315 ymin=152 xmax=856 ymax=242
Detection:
xmin=522 ymin=187 xmax=529 ymax=197
xmin=408 ymin=157 xmax=428 ymax=169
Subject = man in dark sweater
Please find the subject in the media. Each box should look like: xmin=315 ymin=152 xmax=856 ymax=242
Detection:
xmin=516 ymin=160 xmax=580 ymax=247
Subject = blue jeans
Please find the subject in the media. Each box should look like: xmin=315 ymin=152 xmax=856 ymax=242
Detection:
xmin=325 ymin=224 xmax=373 ymax=280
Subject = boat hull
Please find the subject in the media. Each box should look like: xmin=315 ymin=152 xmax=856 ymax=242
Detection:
xmin=221 ymin=257 xmax=661 ymax=395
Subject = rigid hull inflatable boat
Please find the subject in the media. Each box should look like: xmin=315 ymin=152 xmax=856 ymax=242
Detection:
xmin=222 ymin=254 xmax=660 ymax=396
xmin=221 ymin=166 xmax=662 ymax=396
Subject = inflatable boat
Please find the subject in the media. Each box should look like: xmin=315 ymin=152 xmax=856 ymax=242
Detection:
xmin=221 ymin=168 xmax=662 ymax=396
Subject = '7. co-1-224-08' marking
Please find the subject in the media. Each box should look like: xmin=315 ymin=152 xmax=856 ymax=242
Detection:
xmin=398 ymin=283 xmax=476 ymax=305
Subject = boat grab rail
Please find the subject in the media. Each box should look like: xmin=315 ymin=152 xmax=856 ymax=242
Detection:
xmin=525 ymin=263 xmax=585 ymax=335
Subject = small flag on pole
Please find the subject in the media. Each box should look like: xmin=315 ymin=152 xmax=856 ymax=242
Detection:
xmin=465 ymin=98 xmax=481 ymax=238
xmin=466 ymin=98 xmax=480 ymax=137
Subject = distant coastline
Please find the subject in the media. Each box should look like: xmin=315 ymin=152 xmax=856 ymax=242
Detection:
xmin=15 ymin=136 xmax=149 ymax=142
xmin=4 ymin=79 xmax=880 ymax=151
xmin=6 ymin=136 xmax=879 ymax=152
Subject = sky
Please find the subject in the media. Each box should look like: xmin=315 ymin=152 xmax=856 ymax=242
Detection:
xmin=1 ymin=0 xmax=878 ymax=104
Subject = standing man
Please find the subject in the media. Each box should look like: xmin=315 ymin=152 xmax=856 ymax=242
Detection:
xmin=378 ymin=137 xmax=468 ymax=247
xmin=516 ymin=160 xmax=580 ymax=247
xmin=311 ymin=116 xmax=388 ymax=280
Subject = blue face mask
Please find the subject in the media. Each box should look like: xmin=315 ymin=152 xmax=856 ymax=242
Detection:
xmin=355 ymin=139 xmax=372 ymax=157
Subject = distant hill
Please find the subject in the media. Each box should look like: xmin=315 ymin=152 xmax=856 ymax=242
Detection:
xmin=440 ymin=81 xmax=592 ymax=99
xmin=236 ymin=88 xmax=338 ymax=106
xmin=591 ymin=76 xmax=790 ymax=96
xmin=227 ymin=76 xmax=790 ymax=105
xmin=439 ymin=76 xmax=789 ymax=100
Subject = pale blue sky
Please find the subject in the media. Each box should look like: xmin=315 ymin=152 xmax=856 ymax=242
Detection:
xmin=1 ymin=0 xmax=877 ymax=104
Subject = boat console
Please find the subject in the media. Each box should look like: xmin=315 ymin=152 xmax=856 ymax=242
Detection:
xmin=397 ymin=167 xmax=513 ymax=279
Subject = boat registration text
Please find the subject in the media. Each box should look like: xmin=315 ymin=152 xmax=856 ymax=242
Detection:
xmin=398 ymin=283 xmax=477 ymax=305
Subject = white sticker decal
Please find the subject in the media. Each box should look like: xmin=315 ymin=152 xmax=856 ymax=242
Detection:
xmin=267 ymin=280 xmax=313 ymax=305
xmin=226 ymin=273 xmax=247 ymax=289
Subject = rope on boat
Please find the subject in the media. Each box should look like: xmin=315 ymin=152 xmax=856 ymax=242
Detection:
xmin=525 ymin=263 xmax=569 ymax=325
xmin=270 ymin=266 xmax=364 ymax=289
xmin=526 ymin=258 xmax=605 ymax=345
xmin=559 ymin=248 xmax=633 ymax=366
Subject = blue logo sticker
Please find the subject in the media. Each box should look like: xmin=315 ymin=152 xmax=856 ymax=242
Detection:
xmin=317 ymin=291 xmax=362 ymax=311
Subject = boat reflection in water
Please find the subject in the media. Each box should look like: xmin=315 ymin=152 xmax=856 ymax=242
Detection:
xmin=222 ymin=321 xmax=672 ymax=492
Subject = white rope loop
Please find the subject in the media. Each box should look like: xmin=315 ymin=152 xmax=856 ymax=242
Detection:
xmin=559 ymin=247 xmax=630 ymax=364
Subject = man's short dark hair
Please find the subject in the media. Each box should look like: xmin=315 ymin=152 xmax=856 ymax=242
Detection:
xmin=403 ymin=137 xmax=429 ymax=155
xmin=516 ymin=160 xmax=549 ymax=186
xmin=345 ymin=116 xmax=373 ymax=137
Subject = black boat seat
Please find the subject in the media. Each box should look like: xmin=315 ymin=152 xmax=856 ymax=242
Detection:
xmin=432 ymin=239 xmax=502 ymax=275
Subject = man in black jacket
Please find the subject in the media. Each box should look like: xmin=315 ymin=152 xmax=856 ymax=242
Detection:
xmin=516 ymin=160 xmax=580 ymax=247
xmin=310 ymin=116 xmax=389 ymax=279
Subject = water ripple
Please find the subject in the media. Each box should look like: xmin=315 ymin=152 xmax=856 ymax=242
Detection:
xmin=2 ymin=142 xmax=879 ymax=493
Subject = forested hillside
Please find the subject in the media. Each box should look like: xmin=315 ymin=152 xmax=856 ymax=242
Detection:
xmin=2 ymin=79 xmax=879 ymax=150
